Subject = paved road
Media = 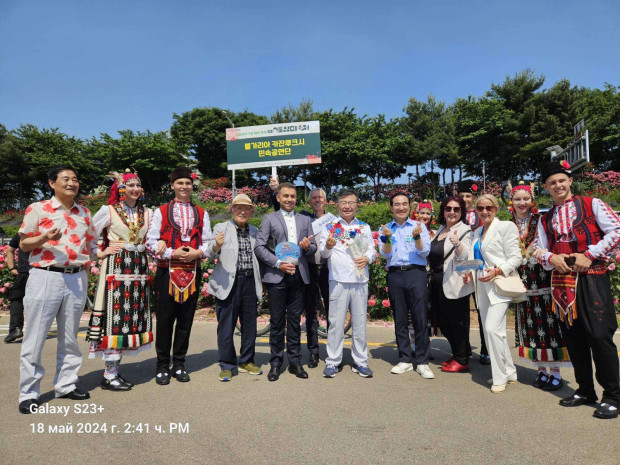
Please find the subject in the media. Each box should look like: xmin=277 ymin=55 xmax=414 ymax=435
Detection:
xmin=1 ymin=315 xmax=619 ymax=465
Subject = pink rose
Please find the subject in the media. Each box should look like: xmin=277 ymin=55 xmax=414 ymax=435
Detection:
xmin=614 ymin=299 xmax=619 ymax=305
xmin=372 ymin=231 xmax=379 ymax=239
xmin=368 ymin=296 xmax=376 ymax=306
xmin=4 ymin=283 xmax=10 ymax=288
xmin=0 ymin=256 xmax=4 ymax=263
xmin=208 ymin=269 xmax=214 ymax=274
xmin=203 ymin=272 xmax=209 ymax=279
xmin=382 ymin=299 xmax=390 ymax=308
xmin=0 ymin=287 xmax=6 ymax=293
xmin=0 ymin=264 xmax=5 ymax=269
xmin=608 ymin=263 xmax=616 ymax=271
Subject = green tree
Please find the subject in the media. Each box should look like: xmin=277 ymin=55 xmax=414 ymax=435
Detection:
xmin=88 ymin=129 xmax=190 ymax=195
xmin=170 ymin=107 xmax=269 ymax=185
xmin=0 ymin=124 xmax=36 ymax=209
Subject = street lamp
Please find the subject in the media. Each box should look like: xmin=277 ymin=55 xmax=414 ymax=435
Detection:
xmin=221 ymin=111 xmax=236 ymax=196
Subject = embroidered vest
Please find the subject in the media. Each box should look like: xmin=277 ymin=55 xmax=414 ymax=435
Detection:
xmin=158 ymin=201 xmax=205 ymax=251
xmin=541 ymin=196 xmax=604 ymax=254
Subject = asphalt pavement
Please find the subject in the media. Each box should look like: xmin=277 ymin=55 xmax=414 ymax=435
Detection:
xmin=1 ymin=314 xmax=619 ymax=465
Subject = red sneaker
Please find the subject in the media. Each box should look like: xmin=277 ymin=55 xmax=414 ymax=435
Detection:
xmin=441 ymin=360 xmax=470 ymax=373
xmin=441 ymin=357 xmax=455 ymax=367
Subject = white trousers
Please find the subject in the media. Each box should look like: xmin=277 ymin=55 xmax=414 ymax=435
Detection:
xmin=326 ymin=281 xmax=368 ymax=367
xmin=477 ymin=288 xmax=517 ymax=385
xmin=19 ymin=268 xmax=87 ymax=402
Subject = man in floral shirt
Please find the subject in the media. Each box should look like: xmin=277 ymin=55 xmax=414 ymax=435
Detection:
xmin=18 ymin=165 xmax=98 ymax=414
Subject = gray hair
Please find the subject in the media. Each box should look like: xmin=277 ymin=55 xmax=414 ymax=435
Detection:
xmin=309 ymin=188 xmax=326 ymax=199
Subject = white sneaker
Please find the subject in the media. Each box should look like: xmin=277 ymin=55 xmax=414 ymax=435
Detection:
xmin=491 ymin=383 xmax=506 ymax=393
xmin=416 ymin=364 xmax=435 ymax=379
xmin=391 ymin=362 xmax=413 ymax=374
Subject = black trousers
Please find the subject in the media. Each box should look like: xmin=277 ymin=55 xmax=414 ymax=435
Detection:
xmin=564 ymin=273 xmax=620 ymax=406
xmin=267 ymin=273 xmax=305 ymax=367
xmin=432 ymin=272 xmax=470 ymax=365
xmin=8 ymin=272 xmax=28 ymax=331
xmin=154 ymin=268 xmax=200 ymax=371
xmin=466 ymin=293 xmax=488 ymax=357
xmin=387 ymin=267 xmax=429 ymax=364
xmin=305 ymin=263 xmax=330 ymax=356
xmin=215 ymin=274 xmax=257 ymax=370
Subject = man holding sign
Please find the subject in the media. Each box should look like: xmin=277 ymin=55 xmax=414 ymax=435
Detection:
xmin=255 ymin=182 xmax=317 ymax=381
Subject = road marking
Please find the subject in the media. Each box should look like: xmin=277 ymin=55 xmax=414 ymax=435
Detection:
xmin=257 ymin=338 xmax=397 ymax=347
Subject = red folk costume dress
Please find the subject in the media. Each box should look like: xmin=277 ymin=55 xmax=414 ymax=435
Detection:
xmin=87 ymin=204 xmax=154 ymax=359
xmin=512 ymin=211 xmax=570 ymax=366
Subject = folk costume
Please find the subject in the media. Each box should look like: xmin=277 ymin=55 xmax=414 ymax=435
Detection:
xmin=146 ymin=167 xmax=211 ymax=383
xmin=536 ymin=161 xmax=620 ymax=412
xmin=87 ymin=171 xmax=153 ymax=389
xmin=509 ymin=183 xmax=570 ymax=391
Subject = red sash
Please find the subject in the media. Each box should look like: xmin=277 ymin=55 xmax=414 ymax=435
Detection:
xmin=169 ymin=260 xmax=197 ymax=303
xmin=550 ymin=241 xmax=578 ymax=325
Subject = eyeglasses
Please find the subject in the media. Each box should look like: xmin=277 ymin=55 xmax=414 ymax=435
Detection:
xmin=444 ymin=206 xmax=461 ymax=213
xmin=476 ymin=205 xmax=496 ymax=212
xmin=338 ymin=201 xmax=357 ymax=207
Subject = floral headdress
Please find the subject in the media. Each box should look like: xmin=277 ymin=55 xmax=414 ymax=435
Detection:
xmin=107 ymin=169 xmax=142 ymax=205
xmin=508 ymin=181 xmax=537 ymax=214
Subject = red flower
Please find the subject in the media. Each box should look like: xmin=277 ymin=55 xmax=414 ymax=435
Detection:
xmin=124 ymin=315 xmax=131 ymax=321
xmin=40 ymin=217 xmax=55 ymax=229
xmin=69 ymin=234 xmax=81 ymax=246
xmin=42 ymin=202 xmax=55 ymax=213
xmin=471 ymin=184 xmax=478 ymax=192
xmin=113 ymin=327 xmax=120 ymax=334
xmin=191 ymin=173 xmax=198 ymax=180
xmin=560 ymin=160 xmax=571 ymax=170
xmin=41 ymin=250 xmax=55 ymax=262
xmin=65 ymin=246 xmax=77 ymax=261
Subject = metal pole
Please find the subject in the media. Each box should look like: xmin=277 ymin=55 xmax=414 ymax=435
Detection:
xmin=483 ymin=161 xmax=486 ymax=193
xmin=232 ymin=170 xmax=237 ymax=198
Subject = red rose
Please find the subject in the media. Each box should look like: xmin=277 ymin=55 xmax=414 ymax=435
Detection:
xmin=471 ymin=184 xmax=478 ymax=192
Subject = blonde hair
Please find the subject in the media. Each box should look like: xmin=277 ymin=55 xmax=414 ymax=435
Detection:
xmin=476 ymin=194 xmax=500 ymax=210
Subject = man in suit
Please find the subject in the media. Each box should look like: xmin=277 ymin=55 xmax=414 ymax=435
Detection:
xmin=255 ymin=182 xmax=317 ymax=381
xmin=207 ymin=194 xmax=264 ymax=382
xmin=269 ymin=177 xmax=331 ymax=368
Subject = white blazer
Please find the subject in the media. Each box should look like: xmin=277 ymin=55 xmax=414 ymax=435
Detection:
xmin=432 ymin=222 xmax=474 ymax=300
xmin=470 ymin=217 xmax=522 ymax=307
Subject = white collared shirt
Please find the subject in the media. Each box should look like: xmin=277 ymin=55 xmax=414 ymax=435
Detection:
xmin=319 ymin=216 xmax=376 ymax=283
xmin=280 ymin=209 xmax=297 ymax=243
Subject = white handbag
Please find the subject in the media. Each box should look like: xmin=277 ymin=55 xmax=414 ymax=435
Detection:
xmin=493 ymin=272 xmax=527 ymax=302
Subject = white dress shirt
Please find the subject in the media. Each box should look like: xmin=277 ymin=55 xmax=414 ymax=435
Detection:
xmin=281 ymin=209 xmax=297 ymax=243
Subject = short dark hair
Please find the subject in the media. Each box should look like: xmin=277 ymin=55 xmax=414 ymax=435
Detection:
xmin=437 ymin=195 xmax=467 ymax=226
xmin=48 ymin=165 xmax=78 ymax=182
xmin=277 ymin=182 xmax=297 ymax=193
xmin=389 ymin=191 xmax=410 ymax=206
xmin=338 ymin=190 xmax=358 ymax=201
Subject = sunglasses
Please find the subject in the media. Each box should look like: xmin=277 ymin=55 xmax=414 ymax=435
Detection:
xmin=476 ymin=205 xmax=496 ymax=212
xmin=444 ymin=206 xmax=461 ymax=213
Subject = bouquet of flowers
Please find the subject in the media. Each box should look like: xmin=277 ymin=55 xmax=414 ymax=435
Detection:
xmin=348 ymin=229 xmax=368 ymax=278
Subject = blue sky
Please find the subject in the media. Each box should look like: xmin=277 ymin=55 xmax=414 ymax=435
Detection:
xmin=1 ymin=0 xmax=618 ymax=141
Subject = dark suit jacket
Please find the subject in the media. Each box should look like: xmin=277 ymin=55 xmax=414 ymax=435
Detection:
xmin=254 ymin=210 xmax=317 ymax=284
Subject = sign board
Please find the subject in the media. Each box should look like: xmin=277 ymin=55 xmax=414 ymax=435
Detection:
xmin=550 ymin=130 xmax=590 ymax=171
xmin=226 ymin=121 xmax=321 ymax=170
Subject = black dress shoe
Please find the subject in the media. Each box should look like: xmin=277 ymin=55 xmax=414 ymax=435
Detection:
xmin=156 ymin=369 xmax=170 ymax=385
xmin=4 ymin=328 xmax=24 ymax=343
xmin=559 ymin=393 xmax=597 ymax=407
xmin=172 ymin=368 xmax=190 ymax=382
xmin=593 ymin=403 xmax=619 ymax=419
xmin=542 ymin=375 xmax=563 ymax=391
xmin=308 ymin=354 xmax=320 ymax=369
xmin=268 ymin=366 xmax=280 ymax=382
xmin=117 ymin=374 xmax=134 ymax=387
xmin=288 ymin=363 xmax=308 ymax=379
xmin=59 ymin=389 xmax=90 ymax=400
xmin=19 ymin=399 xmax=39 ymax=414
xmin=532 ymin=372 xmax=549 ymax=389
xmin=101 ymin=377 xmax=132 ymax=391
xmin=479 ymin=354 xmax=491 ymax=365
